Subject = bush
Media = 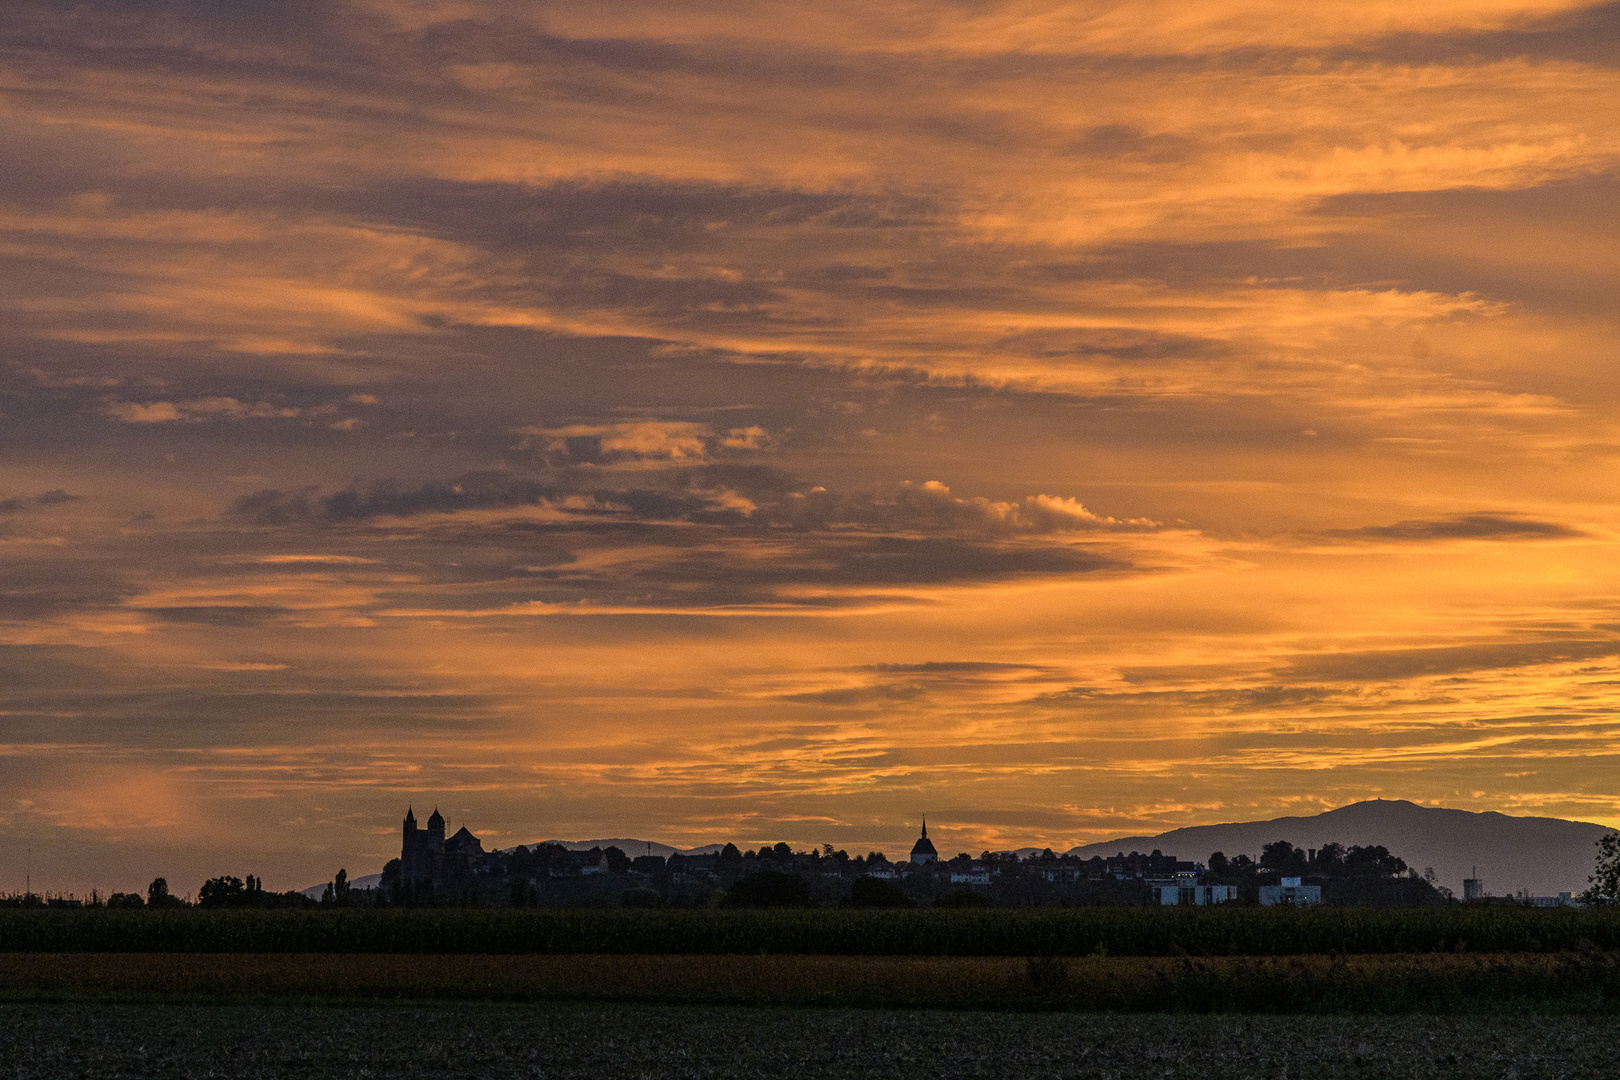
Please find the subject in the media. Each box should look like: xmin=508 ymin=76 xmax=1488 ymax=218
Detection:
xmin=848 ymin=877 xmax=912 ymax=908
xmin=726 ymin=872 xmax=810 ymax=908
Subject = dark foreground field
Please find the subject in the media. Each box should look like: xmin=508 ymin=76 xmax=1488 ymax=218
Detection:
xmin=2 ymin=1001 xmax=1615 ymax=1080
xmin=4 ymin=951 xmax=1619 ymax=1012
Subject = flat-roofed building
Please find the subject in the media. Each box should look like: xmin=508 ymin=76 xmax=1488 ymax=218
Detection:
xmin=1258 ymin=876 xmax=1322 ymax=906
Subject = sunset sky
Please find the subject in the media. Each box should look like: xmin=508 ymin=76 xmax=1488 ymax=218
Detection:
xmin=4 ymin=0 xmax=1620 ymax=895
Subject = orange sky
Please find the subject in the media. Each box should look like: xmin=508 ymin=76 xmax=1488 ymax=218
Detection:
xmin=2 ymin=0 xmax=1618 ymax=895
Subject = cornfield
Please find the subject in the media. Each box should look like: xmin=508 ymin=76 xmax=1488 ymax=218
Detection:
xmin=2 ymin=906 xmax=1618 ymax=956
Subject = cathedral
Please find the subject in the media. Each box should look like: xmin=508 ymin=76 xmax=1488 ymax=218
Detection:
xmin=400 ymin=806 xmax=485 ymax=888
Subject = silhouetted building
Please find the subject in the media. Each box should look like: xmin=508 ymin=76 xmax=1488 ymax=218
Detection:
xmin=445 ymin=825 xmax=484 ymax=862
xmin=400 ymin=806 xmax=484 ymax=892
xmin=910 ymin=818 xmax=938 ymax=864
xmin=400 ymin=806 xmax=445 ymax=885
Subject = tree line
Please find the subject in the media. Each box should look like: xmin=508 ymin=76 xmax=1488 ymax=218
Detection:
xmin=8 ymin=830 xmax=1617 ymax=910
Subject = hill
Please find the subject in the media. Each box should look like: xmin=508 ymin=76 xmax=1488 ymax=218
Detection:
xmin=1067 ymin=800 xmax=1613 ymax=897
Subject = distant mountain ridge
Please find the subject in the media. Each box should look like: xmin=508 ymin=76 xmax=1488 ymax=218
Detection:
xmin=1066 ymin=799 xmax=1613 ymax=896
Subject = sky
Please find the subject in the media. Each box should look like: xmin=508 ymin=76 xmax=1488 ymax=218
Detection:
xmin=3 ymin=0 xmax=1619 ymax=896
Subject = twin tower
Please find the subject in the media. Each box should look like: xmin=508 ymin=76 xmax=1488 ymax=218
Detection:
xmin=401 ymin=805 xmax=484 ymax=886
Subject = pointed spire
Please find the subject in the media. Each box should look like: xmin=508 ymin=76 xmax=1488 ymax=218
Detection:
xmin=921 ymin=815 xmax=927 ymax=839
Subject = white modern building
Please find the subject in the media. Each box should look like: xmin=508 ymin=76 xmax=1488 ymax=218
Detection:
xmin=950 ymin=862 xmax=992 ymax=885
xmin=1258 ymin=876 xmax=1322 ymax=906
xmin=1153 ymin=884 xmax=1234 ymax=906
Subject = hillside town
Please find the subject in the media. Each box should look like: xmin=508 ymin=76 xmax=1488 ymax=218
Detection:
xmin=377 ymin=808 xmax=1472 ymax=908
xmin=3 ymin=807 xmax=1600 ymax=910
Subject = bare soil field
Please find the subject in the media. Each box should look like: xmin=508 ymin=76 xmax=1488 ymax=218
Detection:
xmin=1 ymin=1001 xmax=1614 ymax=1079
xmin=1 ymin=951 xmax=1617 ymax=1012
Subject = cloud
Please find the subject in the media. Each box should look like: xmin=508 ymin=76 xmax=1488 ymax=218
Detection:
xmin=144 ymin=606 xmax=288 ymax=628
xmin=721 ymin=426 xmax=771 ymax=450
xmin=521 ymin=422 xmax=716 ymax=464
xmin=0 ymin=490 xmax=79 ymax=514
xmin=104 ymin=401 xmax=183 ymax=423
xmin=1326 ymin=513 xmax=1584 ymax=541
xmin=781 ymin=683 xmax=927 ymax=706
xmin=226 ymin=469 xmax=1160 ymax=545
xmin=860 ymin=661 xmax=1054 ymax=674
xmin=104 ymin=398 xmax=304 ymax=423
xmin=807 ymin=482 xmax=1160 ymax=534
xmin=0 ymin=562 xmax=139 ymax=620
xmin=222 ymin=468 xmax=1143 ymax=617
xmin=1283 ymin=639 xmax=1620 ymax=683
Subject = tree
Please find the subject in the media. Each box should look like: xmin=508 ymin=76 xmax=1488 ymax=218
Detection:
xmin=106 ymin=891 xmax=144 ymax=909
xmin=1260 ymin=841 xmax=1308 ymax=877
xmin=1312 ymin=843 xmax=1347 ymax=875
xmin=726 ymin=870 xmax=809 ymax=907
xmin=936 ymin=887 xmax=993 ymax=908
xmin=1581 ymin=832 xmax=1620 ymax=907
xmin=378 ymin=858 xmax=402 ymax=902
xmin=198 ymin=875 xmax=246 ymax=907
xmin=603 ymin=847 xmax=632 ymax=874
xmin=1208 ymin=852 xmax=1229 ymax=879
xmin=147 ymin=877 xmax=183 ymax=908
xmin=335 ymin=868 xmax=350 ymax=904
xmin=1344 ymin=845 xmax=1406 ymax=878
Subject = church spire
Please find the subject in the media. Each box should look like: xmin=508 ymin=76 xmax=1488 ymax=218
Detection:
xmin=909 ymin=815 xmax=937 ymax=864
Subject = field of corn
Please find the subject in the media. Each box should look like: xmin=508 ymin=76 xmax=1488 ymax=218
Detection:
xmin=3 ymin=1001 xmax=1617 ymax=1079
xmin=2 ymin=951 xmax=1620 ymax=1012
xmin=3 ymin=905 xmax=1619 ymax=956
